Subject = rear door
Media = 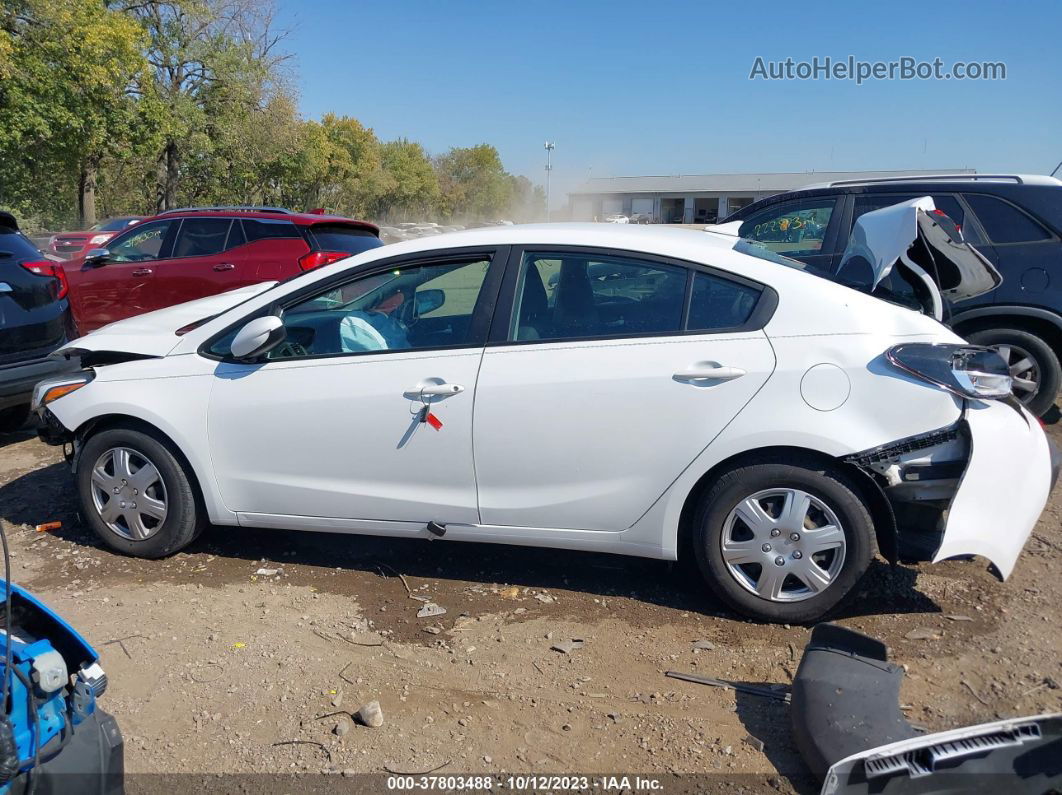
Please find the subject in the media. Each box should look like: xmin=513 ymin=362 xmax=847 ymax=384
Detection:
xmin=960 ymin=192 xmax=1060 ymax=310
xmin=239 ymin=218 xmax=311 ymax=281
xmin=472 ymin=247 xmax=776 ymax=532
xmin=145 ymin=217 xmax=253 ymax=312
xmin=66 ymin=218 xmax=179 ymax=333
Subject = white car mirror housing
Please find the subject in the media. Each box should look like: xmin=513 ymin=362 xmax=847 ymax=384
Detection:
xmin=230 ymin=315 xmax=286 ymax=360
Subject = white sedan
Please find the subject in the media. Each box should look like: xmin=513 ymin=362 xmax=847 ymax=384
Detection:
xmin=32 ymin=223 xmax=1057 ymax=622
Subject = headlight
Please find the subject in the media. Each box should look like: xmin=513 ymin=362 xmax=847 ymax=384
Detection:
xmin=886 ymin=343 xmax=1012 ymax=399
xmin=31 ymin=371 xmax=94 ymax=411
xmin=88 ymin=234 xmax=110 ymax=245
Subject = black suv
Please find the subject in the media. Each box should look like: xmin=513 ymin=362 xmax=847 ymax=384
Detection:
xmin=723 ymin=175 xmax=1062 ymax=415
xmin=0 ymin=211 xmax=78 ymax=431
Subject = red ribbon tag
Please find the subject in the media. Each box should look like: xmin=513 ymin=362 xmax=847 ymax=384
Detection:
xmin=425 ymin=411 xmax=443 ymax=431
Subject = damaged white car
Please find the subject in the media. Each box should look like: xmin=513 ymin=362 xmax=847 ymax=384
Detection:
xmin=32 ymin=219 xmax=1059 ymax=622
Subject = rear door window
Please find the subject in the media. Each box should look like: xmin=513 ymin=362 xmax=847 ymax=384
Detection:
xmin=0 ymin=229 xmax=43 ymax=260
xmin=171 ymin=218 xmax=232 ymax=258
xmin=852 ymin=194 xmax=982 ymax=244
xmin=511 ymin=252 xmax=687 ymax=341
xmin=307 ymin=225 xmax=383 ymax=255
xmin=962 ymin=194 xmax=1052 ymax=244
xmin=687 ymin=271 xmax=761 ymax=331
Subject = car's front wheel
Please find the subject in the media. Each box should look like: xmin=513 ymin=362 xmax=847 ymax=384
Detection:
xmin=692 ymin=459 xmax=874 ymax=623
xmin=77 ymin=425 xmax=204 ymax=558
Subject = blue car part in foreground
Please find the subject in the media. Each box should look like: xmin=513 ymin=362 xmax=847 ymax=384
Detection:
xmin=0 ymin=563 xmax=123 ymax=793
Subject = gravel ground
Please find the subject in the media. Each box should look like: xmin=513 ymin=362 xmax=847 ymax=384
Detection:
xmin=0 ymin=408 xmax=1058 ymax=792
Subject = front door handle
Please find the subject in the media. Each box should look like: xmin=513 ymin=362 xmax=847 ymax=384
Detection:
xmin=417 ymin=383 xmax=465 ymax=396
xmin=674 ymin=364 xmax=746 ymax=382
xmin=131 ymin=268 xmax=152 ymax=277
xmin=213 ymin=263 xmax=235 ymax=271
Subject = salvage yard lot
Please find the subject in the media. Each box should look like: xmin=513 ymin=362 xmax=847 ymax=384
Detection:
xmin=0 ymin=414 xmax=1059 ymax=791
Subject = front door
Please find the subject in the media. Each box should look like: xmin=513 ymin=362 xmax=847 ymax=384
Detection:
xmin=68 ymin=218 xmax=179 ymax=333
xmin=206 ymin=249 xmax=504 ymax=525
xmin=472 ymin=248 xmax=776 ymax=532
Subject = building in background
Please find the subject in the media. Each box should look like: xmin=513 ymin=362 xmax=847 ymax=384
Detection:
xmin=568 ymin=169 xmax=977 ymax=223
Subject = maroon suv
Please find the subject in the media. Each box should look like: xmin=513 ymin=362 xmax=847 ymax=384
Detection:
xmin=65 ymin=207 xmax=381 ymax=334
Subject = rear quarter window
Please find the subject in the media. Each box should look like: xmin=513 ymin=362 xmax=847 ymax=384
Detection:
xmin=308 ymin=225 xmax=383 ymax=255
xmin=241 ymin=219 xmax=301 ymax=242
xmin=963 ymin=194 xmax=1052 ymax=244
xmin=0 ymin=230 xmax=43 ymax=260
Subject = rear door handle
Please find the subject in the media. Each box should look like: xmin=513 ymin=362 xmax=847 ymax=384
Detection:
xmin=674 ymin=364 xmax=746 ymax=382
xmin=213 ymin=263 xmax=235 ymax=271
xmin=131 ymin=268 xmax=152 ymax=277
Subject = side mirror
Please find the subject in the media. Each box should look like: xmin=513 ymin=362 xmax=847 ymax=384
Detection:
xmin=230 ymin=315 xmax=286 ymax=360
xmin=84 ymin=248 xmax=110 ymax=265
xmin=415 ymin=288 xmax=445 ymax=315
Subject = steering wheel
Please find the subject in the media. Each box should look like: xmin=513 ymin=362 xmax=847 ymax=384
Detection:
xmin=270 ymin=340 xmax=309 ymax=359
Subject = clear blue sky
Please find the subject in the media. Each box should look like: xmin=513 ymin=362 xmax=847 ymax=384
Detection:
xmin=275 ymin=0 xmax=1062 ymax=208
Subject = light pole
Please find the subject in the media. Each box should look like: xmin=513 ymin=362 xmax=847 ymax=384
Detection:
xmin=544 ymin=141 xmax=555 ymax=222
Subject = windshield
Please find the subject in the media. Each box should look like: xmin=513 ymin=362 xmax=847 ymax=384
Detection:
xmin=91 ymin=217 xmax=137 ymax=232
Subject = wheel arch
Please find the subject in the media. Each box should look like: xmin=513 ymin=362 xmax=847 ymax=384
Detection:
xmin=71 ymin=412 xmax=222 ymax=524
xmin=675 ymin=445 xmax=897 ymax=566
xmin=950 ymin=306 xmax=1062 ymax=357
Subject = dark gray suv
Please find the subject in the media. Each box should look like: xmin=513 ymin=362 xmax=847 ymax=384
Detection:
xmin=724 ymin=174 xmax=1062 ymax=416
xmin=0 ymin=211 xmax=78 ymax=431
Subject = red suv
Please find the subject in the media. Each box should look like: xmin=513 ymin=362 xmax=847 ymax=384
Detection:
xmin=65 ymin=207 xmax=381 ymax=334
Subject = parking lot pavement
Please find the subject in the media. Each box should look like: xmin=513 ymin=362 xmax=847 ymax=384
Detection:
xmin=0 ymin=414 xmax=1059 ymax=790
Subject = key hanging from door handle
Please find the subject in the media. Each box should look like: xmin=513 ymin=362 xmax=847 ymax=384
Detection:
xmin=213 ymin=263 xmax=235 ymax=271
xmin=674 ymin=364 xmax=746 ymax=382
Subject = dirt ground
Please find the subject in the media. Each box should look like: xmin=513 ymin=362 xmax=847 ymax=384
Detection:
xmin=0 ymin=409 xmax=1059 ymax=793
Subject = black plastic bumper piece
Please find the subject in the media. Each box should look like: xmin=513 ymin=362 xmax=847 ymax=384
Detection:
xmin=10 ymin=707 xmax=124 ymax=795
xmin=790 ymin=623 xmax=918 ymax=780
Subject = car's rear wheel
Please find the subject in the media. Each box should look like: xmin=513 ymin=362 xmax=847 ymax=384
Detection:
xmin=0 ymin=404 xmax=30 ymax=433
xmin=77 ymin=426 xmax=204 ymax=558
xmin=965 ymin=328 xmax=1060 ymax=417
xmin=692 ymin=459 xmax=874 ymax=623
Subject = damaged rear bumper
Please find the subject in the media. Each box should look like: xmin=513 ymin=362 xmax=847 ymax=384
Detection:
xmin=846 ymin=400 xmax=1054 ymax=578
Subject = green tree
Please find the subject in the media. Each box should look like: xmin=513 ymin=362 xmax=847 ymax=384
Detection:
xmin=0 ymin=0 xmax=148 ymax=227
xmin=375 ymin=138 xmax=440 ymax=221
xmin=434 ymin=144 xmax=513 ymax=221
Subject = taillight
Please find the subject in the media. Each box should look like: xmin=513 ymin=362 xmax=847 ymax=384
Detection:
xmin=298 ymin=250 xmax=347 ymax=271
xmin=21 ymin=260 xmax=69 ymax=299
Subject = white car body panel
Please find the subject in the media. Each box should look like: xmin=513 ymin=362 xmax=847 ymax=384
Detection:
xmin=935 ymin=400 xmax=1052 ymax=577
xmin=208 ymin=349 xmax=483 ymax=523
xmin=39 ymin=224 xmax=1054 ymax=580
xmin=473 ymin=332 xmax=776 ymax=531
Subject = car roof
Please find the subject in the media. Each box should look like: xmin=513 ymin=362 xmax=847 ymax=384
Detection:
xmin=141 ymin=208 xmax=379 ymax=233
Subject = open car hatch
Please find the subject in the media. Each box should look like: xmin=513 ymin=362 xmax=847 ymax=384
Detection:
xmin=838 ymin=197 xmax=1002 ymax=320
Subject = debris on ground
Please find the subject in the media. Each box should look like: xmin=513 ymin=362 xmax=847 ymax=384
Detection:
xmin=34 ymin=521 xmax=61 ymax=533
xmin=692 ymin=639 xmax=716 ymax=651
xmin=664 ymin=671 xmax=790 ymax=702
xmin=498 ymin=586 xmax=520 ymax=600
xmin=743 ymin=734 xmax=765 ymax=752
xmin=550 ymin=638 xmax=585 ymax=654
xmin=904 ymin=627 xmax=940 ymax=640
xmin=417 ymin=603 xmax=446 ymax=619
xmin=534 ymin=592 xmax=555 ymax=604
xmin=255 ymin=567 xmax=279 ymax=576
xmin=356 ymin=700 xmax=384 ymax=728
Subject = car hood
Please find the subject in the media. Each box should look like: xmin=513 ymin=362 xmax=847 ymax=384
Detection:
xmin=52 ymin=281 xmax=276 ymax=360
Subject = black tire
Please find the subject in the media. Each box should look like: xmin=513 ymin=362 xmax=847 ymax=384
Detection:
xmin=77 ymin=425 xmax=204 ymax=558
xmin=0 ymin=404 xmax=30 ymax=433
xmin=692 ymin=458 xmax=874 ymax=623
xmin=965 ymin=328 xmax=1060 ymax=417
